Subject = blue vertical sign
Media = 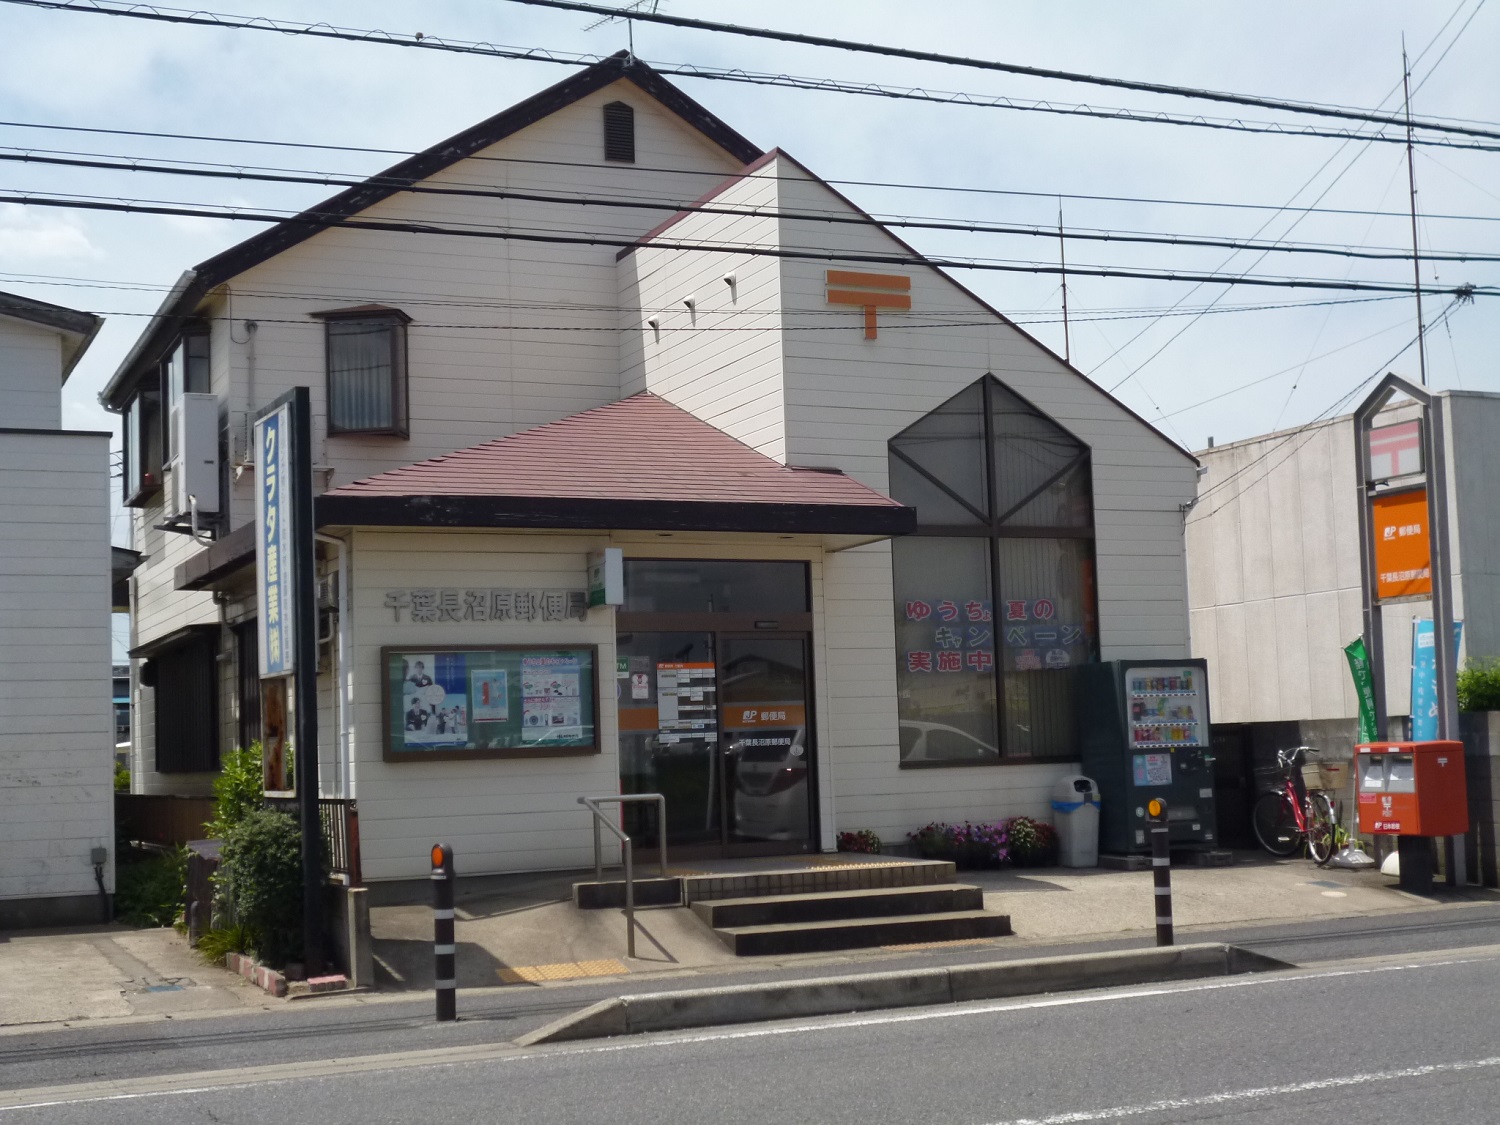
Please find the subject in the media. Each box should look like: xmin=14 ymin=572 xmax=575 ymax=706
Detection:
xmin=255 ymin=405 xmax=294 ymax=677
xmin=1410 ymin=618 xmax=1462 ymax=741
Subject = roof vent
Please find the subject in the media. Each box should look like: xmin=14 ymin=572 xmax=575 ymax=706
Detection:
xmin=603 ymin=101 xmax=635 ymax=163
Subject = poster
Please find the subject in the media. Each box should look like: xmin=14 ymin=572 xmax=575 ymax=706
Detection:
xmin=1133 ymin=753 xmax=1173 ymax=787
xmin=384 ymin=646 xmax=596 ymax=757
xmin=470 ymin=669 xmax=509 ymax=722
xmin=657 ymin=662 xmax=716 ymax=732
xmin=398 ymin=653 xmax=469 ymax=748
xmin=521 ymin=653 xmax=583 ymax=742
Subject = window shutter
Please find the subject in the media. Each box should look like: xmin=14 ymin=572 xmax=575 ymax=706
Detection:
xmin=603 ymin=101 xmax=635 ymax=163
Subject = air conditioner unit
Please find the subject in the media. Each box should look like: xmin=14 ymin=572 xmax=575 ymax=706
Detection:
xmin=317 ymin=573 xmax=339 ymax=611
xmin=167 ymin=393 xmax=221 ymax=519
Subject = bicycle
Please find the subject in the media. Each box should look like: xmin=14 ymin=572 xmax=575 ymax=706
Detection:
xmin=1252 ymin=746 xmax=1338 ymax=865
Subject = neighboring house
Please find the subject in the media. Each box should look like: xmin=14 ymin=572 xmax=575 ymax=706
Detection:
xmin=105 ymin=54 xmax=1197 ymax=884
xmin=1185 ymin=391 xmax=1500 ymax=849
xmin=0 ymin=290 xmax=115 ymax=928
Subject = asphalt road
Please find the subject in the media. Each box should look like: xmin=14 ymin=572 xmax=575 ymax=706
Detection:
xmin=5 ymin=938 xmax=1500 ymax=1123
xmin=3 ymin=903 xmax=1500 ymax=1120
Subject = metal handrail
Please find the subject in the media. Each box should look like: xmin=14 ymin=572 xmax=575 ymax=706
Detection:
xmin=577 ymin=794 xmax=668 ymax=960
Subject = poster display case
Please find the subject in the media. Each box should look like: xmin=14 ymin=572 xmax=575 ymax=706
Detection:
xmin=382 ymin=645 xmax=598 ymax=760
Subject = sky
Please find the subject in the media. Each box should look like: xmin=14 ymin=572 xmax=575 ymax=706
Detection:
xmin=3 ymin=0 xmax=1498 ymax=570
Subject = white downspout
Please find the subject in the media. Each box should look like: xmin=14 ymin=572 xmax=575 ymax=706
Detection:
xmin=314 ymin=532 xmax=352 ymax=798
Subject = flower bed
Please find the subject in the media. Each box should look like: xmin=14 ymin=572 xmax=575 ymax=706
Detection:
xmin=907 ymin=816 xmax=1059 ymax=869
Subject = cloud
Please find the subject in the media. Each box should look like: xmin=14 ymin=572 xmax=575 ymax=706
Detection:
xmin=0 ymin=204 xmax=103 ymax=263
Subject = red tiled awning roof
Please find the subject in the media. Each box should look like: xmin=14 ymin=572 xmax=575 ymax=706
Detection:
xmin=316 ymin=393 xmax=911 ymax=537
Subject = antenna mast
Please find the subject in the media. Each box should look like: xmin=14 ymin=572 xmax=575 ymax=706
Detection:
xmin=1402 ymin=40 xmax=1430 ymax=387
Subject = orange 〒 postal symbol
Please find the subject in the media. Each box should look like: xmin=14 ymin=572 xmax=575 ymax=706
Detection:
xmin=825 ymin=270 xmax=911 ymax=338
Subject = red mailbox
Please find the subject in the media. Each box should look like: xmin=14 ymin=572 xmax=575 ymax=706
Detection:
xmin=1355 ymin=741 xmax=1468 ymax=836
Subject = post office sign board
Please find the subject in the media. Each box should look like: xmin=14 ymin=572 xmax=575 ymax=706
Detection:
xmin=1371 ymin=488 xmax=1431 ymax=600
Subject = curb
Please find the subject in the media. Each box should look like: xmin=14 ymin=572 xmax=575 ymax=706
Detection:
xmin=515 ymin=942 xmax=1288 ymax=1046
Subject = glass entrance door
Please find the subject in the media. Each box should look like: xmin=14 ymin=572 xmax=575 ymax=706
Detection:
xmin=617 ymin=630 xmax=815 ymax=857
xmin=720 ymin=635 xmax=813 ymax=848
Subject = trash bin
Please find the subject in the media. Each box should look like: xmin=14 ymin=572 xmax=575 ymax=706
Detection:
xmin=1051 ymin=775 xmax=1101 ymax=868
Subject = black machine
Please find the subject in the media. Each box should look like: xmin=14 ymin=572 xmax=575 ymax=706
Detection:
xmin=1078 ymin=659 xmax=1217 ymax=855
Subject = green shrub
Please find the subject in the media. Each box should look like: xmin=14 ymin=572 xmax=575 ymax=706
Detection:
xmin=208 ymin=744 xmax=264 ymax=840
xmin=216 ymin=807 xmax=308 ymax=968
xmin=196 ymin=923 xmax=252 ymax=962
xmin=1459 ymin=659 xmax=1500 ymax=713
xmin=114 ymin=847 xmax=188 ymax=927
xmin=113 ymin=761 xmax=130 ymax=792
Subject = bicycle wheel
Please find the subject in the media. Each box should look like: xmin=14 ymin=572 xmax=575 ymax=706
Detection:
xmin=1306 ymin=792 xmax=1337 ymax=866
xmin=1252 ymin=791 xmax=1302 ymax=857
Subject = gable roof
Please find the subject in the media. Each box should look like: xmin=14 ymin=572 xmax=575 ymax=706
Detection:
xmin=317 ymin=392 xmax=912 ymax=537
xmin=101 ymin=52 xmax=762 ymax=411
xmin=0 ymin=289 xmax=103 ymax=381
xmin=620 ymin=147 xmax=1197 ymax=466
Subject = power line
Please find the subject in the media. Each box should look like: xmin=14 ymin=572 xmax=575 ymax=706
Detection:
xmin=0 ymin=269 xmax=1416 ymax=326
xmin=9 ymin=147 xmax=1500 ymax=265
xmin=5 ymin=189 xmax=1491 ymax=296
xmin=1188 ymin=297 xmax=1465 ymax=512
xmin=506 ymin=0 xmax=1500 ymax=140
xmin=9 ymin=0 xmax=1500 ymax=153
xmin=5 ymin=118 xmax=1500 ymax=225
xmin=1097 ymin=5 xmax=1479 ymax=396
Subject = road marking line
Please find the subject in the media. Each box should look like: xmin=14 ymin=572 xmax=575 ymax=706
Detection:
xmin=979 ymin=1055 xmax=1500 ymax=1124
xmin=2 ymin=953 xmax=1494 ymax=1113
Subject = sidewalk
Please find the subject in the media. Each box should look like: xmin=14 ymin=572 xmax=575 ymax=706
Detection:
xmin=364 ymin=851 xmax=1493 ymax=991
xmin=3 ymin=852 xmax=1492 ymax=1030
xmin=0 ymin=924 xmax=268 ymax=1029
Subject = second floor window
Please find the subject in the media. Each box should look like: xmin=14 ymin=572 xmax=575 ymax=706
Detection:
xmin=318 ymin=307 xmax=410 ymax=436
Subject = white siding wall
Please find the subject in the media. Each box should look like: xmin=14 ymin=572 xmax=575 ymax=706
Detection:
xmin=127 ymin=489 xmax=221 ymax=797
xmin=619 ymin=167 xmax=788 ymax=459
xmin=0 ymin=431 xmax=115 ymax=902
xmin=216 ymin=79 xmax=747 ymax=524
xmin=0 ymin=318 xmax=64 ymax=430
xmin=349 ymin=530 xmax=619 ymax=881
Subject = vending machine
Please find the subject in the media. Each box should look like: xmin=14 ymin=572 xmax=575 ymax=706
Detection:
xmin=1077 ymin=659 xmax=1218 ymax=855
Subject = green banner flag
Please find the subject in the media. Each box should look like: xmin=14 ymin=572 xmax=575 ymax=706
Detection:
xmin=1343 ymin=636 xmax=1379 ymax=743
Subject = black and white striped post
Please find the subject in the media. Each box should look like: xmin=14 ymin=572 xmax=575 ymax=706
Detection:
xmin=1145 ymin=798 xmax=1173 ymax=946
xmin=431 ymin=843 xmax=456 ymax=1022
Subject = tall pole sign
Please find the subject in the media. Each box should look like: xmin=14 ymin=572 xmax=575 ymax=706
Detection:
xmin=254 ymin=387 xmax=325 ymax=970
xmin=1353 ymin=373 xmax=1464 ymax=887
xmin=255 ymin=405 xmax=294 ymax=679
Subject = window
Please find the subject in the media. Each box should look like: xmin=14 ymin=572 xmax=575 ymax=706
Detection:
xmin=622 ymin=559 xmax=809 ymax=614
xmin=603 ymin=101 xmax=635 ymax=163
xmin=123 ymin=388 xmax=162 ymax=506
xmin=164 ymin=330 xmax=210 ymax=460
xmin=236 ymin=621 xmax=261 ymax=751
xmin=890 ymin=376 xmax=1098 ymax=765
xmin=316 ymin=307 xmax=410 ymax=436
xmin=153 ymin=632 xmax=220 ymax=773
xmin=124 ymin=327 xmax=208 ymax=505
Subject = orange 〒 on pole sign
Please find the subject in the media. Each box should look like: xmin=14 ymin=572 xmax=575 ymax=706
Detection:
xmin=1371 ymin=488 xmax=1431 ymax=600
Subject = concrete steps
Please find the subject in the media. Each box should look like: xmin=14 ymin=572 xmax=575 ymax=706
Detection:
xmin=692 ymin=884 xmax=985 ymax=928
xmin=692 ymin=884 xmax=1011 ymax=956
